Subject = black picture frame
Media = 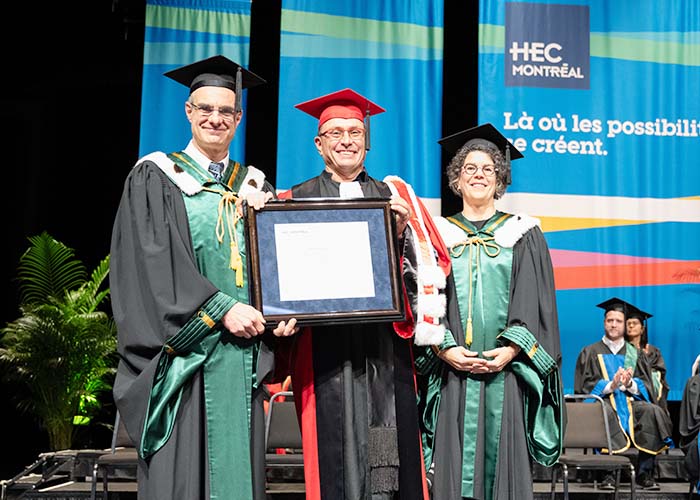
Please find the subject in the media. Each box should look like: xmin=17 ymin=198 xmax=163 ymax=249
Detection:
xmin=245 ymin=198 xmax=405 ymax=327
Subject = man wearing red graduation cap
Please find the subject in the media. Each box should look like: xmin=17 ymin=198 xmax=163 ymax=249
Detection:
xmin=415 ymin=124 xmax=565 ymax=500
xmin=275 ymin=88 xmax=438 ymax=500
xmin=575 ymin=298 xmax=673 ymax=490
xmin=109 ymin=55 xmax=298 ymax=500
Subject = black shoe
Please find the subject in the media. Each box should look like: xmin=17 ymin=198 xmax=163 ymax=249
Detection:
xmin=637 ymin=473 xmax=660 ymax=490
xmin=599 ymin=474 xmax=615 ymax=491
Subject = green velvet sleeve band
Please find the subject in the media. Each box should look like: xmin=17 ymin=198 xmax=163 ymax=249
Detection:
xmin=139 ymin=292 xmax=236 ymax=459
xmin=501 ymin=325 xmax=564 ymax=466
xmin=164 ymin=291 xmax=236 ymax=355
xmin=499 ymin=325 xmax=558 ymax=377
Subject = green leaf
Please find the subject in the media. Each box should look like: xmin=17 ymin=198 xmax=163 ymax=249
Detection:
xmin=17 ymin=232 xmax=86 ymax=305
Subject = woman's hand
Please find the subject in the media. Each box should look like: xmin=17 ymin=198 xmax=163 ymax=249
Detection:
xmin=476 ymin=343 xmax=521 ymax=374
xmin=439 ymin=346 xmax=488 ymax=372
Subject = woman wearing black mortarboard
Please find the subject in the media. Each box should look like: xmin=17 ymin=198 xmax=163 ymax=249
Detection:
xmin=414 ymin=124 xmax=565 ymax=500
xmin=624 ymin=303 xmax=670 ymax=410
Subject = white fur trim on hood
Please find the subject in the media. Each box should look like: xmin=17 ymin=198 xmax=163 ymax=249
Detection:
xmin=494 ymin=213 xmax=540 ymax=248
xmin=237 ymin=165 xmax=266 ymax=197
xmin=139 ymin=152 xmax=203 ymax=196
xmin=383 ymin=175 xmax=448 ymax=346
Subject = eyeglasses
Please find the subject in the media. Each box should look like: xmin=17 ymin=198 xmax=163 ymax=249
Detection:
xmin=319 ymin=128 xmax=365 ymax=141
xmin=189 ymin=102 xmax=238 ymax=121
xmin=462 ymin=163 xmax=498 ymax=177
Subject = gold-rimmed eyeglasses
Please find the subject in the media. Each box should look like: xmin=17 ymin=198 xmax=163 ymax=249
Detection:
xmin=462 ymin=163 xmax=498 ymax=177
xmin=319 ymin=128 xmax=365 ymax=141
xmin=189 ymin=102 xmax=238 ymax=122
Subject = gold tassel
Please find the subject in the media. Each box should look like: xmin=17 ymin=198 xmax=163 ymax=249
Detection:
xmin=465 ymin=317 xmax=473 ymax=347
xmin=230 ymin=242 xmax=244 ymax=287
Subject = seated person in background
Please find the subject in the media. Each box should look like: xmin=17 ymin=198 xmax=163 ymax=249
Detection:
xmin=679 ymin=369 xmax=700 ymax=487
xmin=574 ymin=297 xmax=674 ymax=491
xmin=624 ymin=303 xmax=670 ymax=410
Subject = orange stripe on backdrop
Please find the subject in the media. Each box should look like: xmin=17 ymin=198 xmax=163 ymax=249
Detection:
xmin=554 ymin=261 xmax=700 ymax=290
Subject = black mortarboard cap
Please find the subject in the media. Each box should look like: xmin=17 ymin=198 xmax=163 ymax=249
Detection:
xmin=163 ymin=55 xmax=266 ymax=113
xmin=626 ymin=304 xmax=653 ymax=322
xmin=596 ymin=297 xmax=632 ymax=316
xmin=437 ymin=123 xmax=524 ymax=185
xmin=623 ymin=301 xmax=653 ymax=346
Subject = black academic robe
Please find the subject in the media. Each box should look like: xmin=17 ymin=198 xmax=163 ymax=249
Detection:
xmin=679 ymin=374 xmax=700 ymax=482
xmin=423 ymin=215 xmax=563 ymax=500
xmin=110 ymin=156 xmax=275 ymax=500
xmin=277 ymin=170 xmax=428 ymax=500
xmin=644 ymin=344 xmax=670 ymax=410
xmin=574 ymin=340 xmax=673 ymax=455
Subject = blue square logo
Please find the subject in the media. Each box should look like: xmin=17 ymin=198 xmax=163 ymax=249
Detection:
xmin=505 ymin=3 xmax=590 ymax=89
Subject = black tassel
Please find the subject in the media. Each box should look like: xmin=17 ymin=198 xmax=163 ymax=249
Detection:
xmin=234 ymin=67 xmax=243 ymax=114
xmin=505 ymin=144 xmax=512 ymax=185
xmin=365 ymin=105 xmax=371 ymax=151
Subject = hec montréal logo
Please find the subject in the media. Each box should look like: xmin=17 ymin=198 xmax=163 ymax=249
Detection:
xmin=505 ymin=2 xmax=590 ymax=89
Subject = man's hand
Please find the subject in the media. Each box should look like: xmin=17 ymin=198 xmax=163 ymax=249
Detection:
xmin=389 ymin=194 xmax=412 ymax=236
xmin=272 ymin=318 xmax=299 ymax=337
xmin=237 ymin=190 xmax=274 ymax=214
xmin=611 ymin=367 xmax=634 ymax=390
xmin=221 ymin=302 xmax=266 ymax=338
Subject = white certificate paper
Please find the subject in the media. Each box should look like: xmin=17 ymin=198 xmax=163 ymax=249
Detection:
xmin=274 ymin=221 xmax=376 ymax=301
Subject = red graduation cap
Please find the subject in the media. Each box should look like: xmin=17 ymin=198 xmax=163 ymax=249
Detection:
xmin=295 ymin=88 xmax=385 ymax=150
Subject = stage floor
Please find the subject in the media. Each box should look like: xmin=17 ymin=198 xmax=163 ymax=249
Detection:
xmin=2 ymin=476 xmax=696 ymax=500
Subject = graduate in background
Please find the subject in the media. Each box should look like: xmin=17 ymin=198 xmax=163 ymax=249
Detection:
xmin=679 ymin=364 xmax=700 ymax=488
xmin=574 ymin=298 xmax=673 ymax=491
xmin=623 ymin=303 xmax=670 ymax=409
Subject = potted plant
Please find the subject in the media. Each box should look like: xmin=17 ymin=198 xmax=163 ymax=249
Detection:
xmin=0 ymin=232 xmax=117 ymax=451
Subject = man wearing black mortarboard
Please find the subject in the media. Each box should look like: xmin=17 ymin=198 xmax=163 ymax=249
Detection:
xmin=109 ymin=55 xmax=298 ymax=500
xmin=412 ymin=123 xmax=565 ymax=500
xmin=574 ymin=297 xmax=674 ymax=491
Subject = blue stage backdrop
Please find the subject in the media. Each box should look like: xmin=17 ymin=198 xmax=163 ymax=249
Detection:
xmin=275 ymin=1 xmax=445 ymax=214
xmin=139 ymin=0 xmax=253 ymax=164
xmin=480 ymin=0 xmax=700 ymax=399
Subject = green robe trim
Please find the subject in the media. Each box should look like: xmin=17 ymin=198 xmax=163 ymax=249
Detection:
xmin=501 ymin=326 xmax=564 ymax=466
xmin=140 ymin=151 xmax=259 ymax=499
xmin=447 ymin=213 xmax=513 ymax=499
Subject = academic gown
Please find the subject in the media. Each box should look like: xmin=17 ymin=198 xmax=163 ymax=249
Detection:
xmin=417 ymin=212 xmax=564 ymax=500
xmin=644 ymin=344 xmax=670 ymax=410
xmin=574 ymin=340 xmax=673 ymax=455
xmin=110 ymin=152 xmax=275 ymax=500
xmin=277 ymin=170 xmax=428 ymax=500
xmin=679 ymin=374 xmax=700 ymax=482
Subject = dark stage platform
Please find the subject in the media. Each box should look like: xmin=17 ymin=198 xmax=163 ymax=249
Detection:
xmin=1 ymin=448 xmax=696 ymax=500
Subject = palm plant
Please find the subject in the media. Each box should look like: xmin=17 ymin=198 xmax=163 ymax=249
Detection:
xmin=0 ymin=232 xmax=117 ymax=451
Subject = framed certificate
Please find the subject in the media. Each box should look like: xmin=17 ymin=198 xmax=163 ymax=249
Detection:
xmin=245 ymin=198 xmax=405 ymax=326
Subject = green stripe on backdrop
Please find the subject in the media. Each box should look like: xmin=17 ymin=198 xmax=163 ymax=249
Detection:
xmin=143 ymin=42 xmax=250 ymax=65
xmin=147 ymin=4 xmax=251 ymax=36
xmin=281 ymin=8 xmax=442 ymax=50
xmin=478 ymin=23 xmax=700 ymax=65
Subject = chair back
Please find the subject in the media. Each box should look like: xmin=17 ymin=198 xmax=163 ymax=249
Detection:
xmin=265 ymin=391 xmax=301 ymax=451
xmin=563 ymin=393 xmax=614 ymax=453
xmin=111 ymin=411 xmax=135 ymax=451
